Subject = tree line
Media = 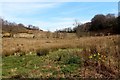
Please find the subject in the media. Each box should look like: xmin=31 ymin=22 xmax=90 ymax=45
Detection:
xmin=58 ymin=13 xmax=120 ymax=37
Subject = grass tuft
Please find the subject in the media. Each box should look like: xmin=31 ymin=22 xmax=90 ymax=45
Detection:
xmin=36 ymin=49 xmax=49 ymax=56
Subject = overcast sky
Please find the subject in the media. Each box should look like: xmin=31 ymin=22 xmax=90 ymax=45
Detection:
xmin=0 ymin=2 xmax=118 ymax=31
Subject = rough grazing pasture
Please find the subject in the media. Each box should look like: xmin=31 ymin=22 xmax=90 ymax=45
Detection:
xmin=2 ymin=35 xmax=120 ymax=56
xmin=2 ymin=35 xmax=120 ymax=79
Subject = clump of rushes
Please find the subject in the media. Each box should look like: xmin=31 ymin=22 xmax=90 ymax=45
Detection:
xmin=49 ymin=49 xmax=83 ymax=67
xmin=65 ymin=55 xmax=82 ymax=65
xmin=36 ymin=48 xmax=49 ymax=56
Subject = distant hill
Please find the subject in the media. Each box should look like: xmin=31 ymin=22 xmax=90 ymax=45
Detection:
xmin=1 ymin=18 xmax=43 ymax=34
xmin=2 ymin=24 xmax=28 ymax=33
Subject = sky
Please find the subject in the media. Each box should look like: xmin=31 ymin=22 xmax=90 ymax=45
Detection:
xmin=0 ymin=2 xmax=118 ymax=31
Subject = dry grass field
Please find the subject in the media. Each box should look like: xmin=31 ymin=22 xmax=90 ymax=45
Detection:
xmin=2 ymin=35 xmax=120 ymax=56
xmin=2 ymin=34 xmax=120 ymax=79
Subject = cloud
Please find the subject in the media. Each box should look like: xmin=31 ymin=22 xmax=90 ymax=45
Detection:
xmin=61 ymin=6 xmax=92 ymax=15
xmin=2 ymin=2 xmax=61 ymax=17
xmin=51 ymin=17 xmax=75 ymax=21
xmin=0 ymin=0 xmax=119 ymax=2
xmin=32 ymin=17 xmax=90 ymax=31
xmin=1 ymin=2 xmax=63 ymax=26
xmin=32 ymin=20 xmax=74 ymax=31
xmin=0 ymin=3 xmax=2 ymax=16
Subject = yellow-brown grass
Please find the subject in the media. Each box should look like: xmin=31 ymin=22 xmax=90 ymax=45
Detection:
xmin=2 ymin=35 xmax=120 ymax=56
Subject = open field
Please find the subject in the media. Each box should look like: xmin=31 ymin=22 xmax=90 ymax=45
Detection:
xmin=2 ymin=35 xmax=120 ymax=79
xmin=1 ymin=1 xmax=120 ymax=79
xmin=2 ymin=35 xmax=120 ymax=56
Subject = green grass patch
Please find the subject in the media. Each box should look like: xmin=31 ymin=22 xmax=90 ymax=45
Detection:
xmin=2 ymin=48 xmax=83 ymax=78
